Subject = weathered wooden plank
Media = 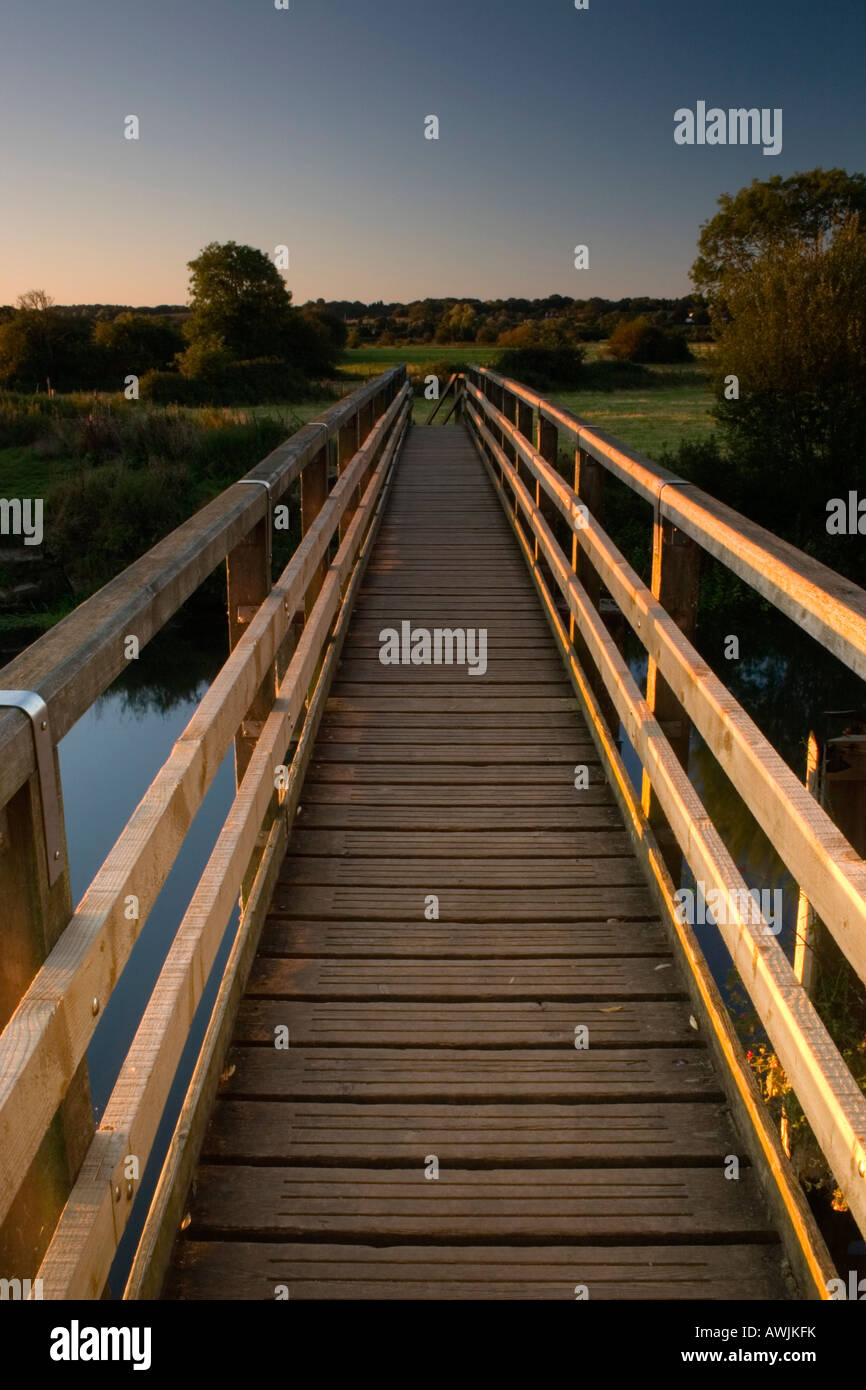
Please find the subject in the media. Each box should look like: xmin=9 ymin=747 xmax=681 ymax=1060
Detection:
xmin=202 ymin=1099 xmax=733 ymax=1161
xmin=317 ymin=709 xmax=581 ymax=729
xmin=304 ymin=763 xmax=603 ymax=785
xmin=233 ymin=998 xmax=694 ymax=1046
xmin=164 ymin=1240 xmax=786 ymax=1300
xmin=294 ymin=803 xmax=622 ymax=829
xmin=267 ymin=886 xmax=656 ymax=920
xmin=298 ymin=779 xmax=614 ymax=805
xmin=219 ymin=1046 xmax=720 ymax=1101
xmin=335 ymin=662 xmax=566 ymax=682
xmin=315 ymin=723 xmax=588 ymax=744
xmin=325 ymin=691 xmax=580 ymax=713
xmin=285 ymin=829 xmax=635 ymax=858
xmin=278 ymin=855 xmax=645 ymax=888
xmin=311 ymin=742 xmax=593 ymax=764
xmin=246 ymin=954 xmax=683 ymax=1000
xmin=257 ymin=917 xmax=664 ymax=957
xmin=181 ymin=1164 xmax=773 ymax=1241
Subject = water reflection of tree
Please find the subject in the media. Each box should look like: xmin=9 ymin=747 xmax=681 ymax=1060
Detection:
xmin=96 ymin=604 xmax=229 ymax=718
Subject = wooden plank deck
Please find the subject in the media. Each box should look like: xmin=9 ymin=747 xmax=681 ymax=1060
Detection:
xmin=164 ymin=426 xmax=790 ymax=1300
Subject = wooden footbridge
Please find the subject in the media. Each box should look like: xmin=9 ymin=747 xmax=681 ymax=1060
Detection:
xmin=2 ymin=365 xmax=866 ymax=1300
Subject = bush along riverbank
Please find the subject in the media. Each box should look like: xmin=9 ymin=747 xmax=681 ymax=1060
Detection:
xmin=0 ymin=392 xmax=317 ymax=652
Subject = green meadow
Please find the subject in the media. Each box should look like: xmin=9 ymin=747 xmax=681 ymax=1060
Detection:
xmin=337 ymin=346 xmax=717 ymax=456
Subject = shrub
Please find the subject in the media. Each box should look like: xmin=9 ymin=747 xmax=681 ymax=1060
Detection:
xmin=0 ymin=391 xmax=92 ymax=447
xmin=140 ymin=359 xmax=309 ymax=406
xmin=92 ymin=314 xmax=185 ymax=377
xmin=495 ymin=346 xmax=584 ymax=390
xmin=607 ymin=317 xmax=692 ymax=363
xmin=48 ymin=463 xmax=191 ymax=590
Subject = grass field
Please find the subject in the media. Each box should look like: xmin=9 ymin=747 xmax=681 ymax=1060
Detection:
xmin=337 ymin=347 xmax=717 ymax=457
xmin=0 ymin=342 xmax=717 ymax=645
xmin=552 ymin=380 xmax=716 ymax=456
xmin=0 ymin=445 xmax=79 ymax=496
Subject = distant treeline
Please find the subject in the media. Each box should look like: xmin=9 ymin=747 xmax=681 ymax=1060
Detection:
xmin=301 ymin=293 xmax=710 ymax=347
xmin=0 ymin=303 xmax=188 ymax=322
xmin=0 ymin=292 xmax=711 ymax=360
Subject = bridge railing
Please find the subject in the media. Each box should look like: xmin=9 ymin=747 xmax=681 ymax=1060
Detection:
xmin=465 ymin=365 xmax=866 ymax=1266
xmin=0 ymin=366 xmax=409 ymax=1297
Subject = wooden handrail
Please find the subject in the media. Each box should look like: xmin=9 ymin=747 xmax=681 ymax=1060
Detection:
xmin=35 ymin=391 xmax=412 ymax=1297
xmin=465 ymin=379 xmax=866 ymax=989
xmin=464 ymin=387 xmax=866 ymax=1237
xmin=0 ymin=372 xmax=407 ymax=1249
xmin=470 ymin=365 xmax=866 ymax=682
xmin=0 ymin=367 xmax=405 ymax=808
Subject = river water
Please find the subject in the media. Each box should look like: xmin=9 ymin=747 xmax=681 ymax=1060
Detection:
xmin=57 ymin=607 xmax=236 ymax=1295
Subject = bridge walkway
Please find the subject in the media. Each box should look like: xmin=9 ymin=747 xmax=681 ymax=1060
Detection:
xmin=164 ymin=425 xmax=788 ymax=1300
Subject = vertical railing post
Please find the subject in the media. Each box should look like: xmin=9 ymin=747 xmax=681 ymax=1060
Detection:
xmin=640 ymin=512 xmax=700 ymax=877
xmin=794 ymin=732 xmax=823 ymax=995
xmin=338 ymin=411 xmax=360 ymax=544
xmin=454 ymin=373 xmax=465 ymax=424
xmin=501 ymin=387 xmax=517 ymax=464
xmin=226 ymin=513 xmax=274 ymax=786
xmin=536 ymin=414 xmax=559 ymax=564
xmin=571 ymin=442 xmax=621 ymax=734
xmin=0 ymin=754 xmax=93 ymax=1283
xmin=301 ymin=443 xmax=330 ymax=617
xmin=515 ymin=399 xmax=533 ymax=496
xmin=226 ymin=509 xmax=277 ymax=900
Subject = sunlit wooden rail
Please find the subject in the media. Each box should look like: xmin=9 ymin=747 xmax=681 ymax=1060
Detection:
xmin=1 ymin=361 xmax=865 ymax=1299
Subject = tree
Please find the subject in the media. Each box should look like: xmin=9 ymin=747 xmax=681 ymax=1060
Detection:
xmin=299 ymin=305 xmax=347 ymax=353
xmin=691 ymin=168 xmax=866 ymax=311
xmin=183 ymin=242 xmax=338 ymax=377
xmin=0 ymin=305 xmax=96 ymax=390
xmin=497 ymin=317 xmax=578 ymax=351
xmin=434 ymin=302 xmax=477 ymax=343
xmin=711 ymin=217 xmax=866 ymax=545
xmin=93 ymin=313 xmax=184 ymax=375
xmin=185 ymin=241 xmax=295 ymax=361
xmin=16 ymin=289 xmax=55 ymax=312
xmin=176 ymin=334 xmax=232 ymax=380
xmin=607 ymin=317 xmax=691 ymax=364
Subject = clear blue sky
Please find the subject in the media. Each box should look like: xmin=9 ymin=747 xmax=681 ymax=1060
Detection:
xmin=0 ymin=0 xmax=863 ymax=305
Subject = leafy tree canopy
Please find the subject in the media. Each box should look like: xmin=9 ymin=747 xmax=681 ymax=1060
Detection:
xmin=691 ymin=167 xmax=866 ymax=307
xmin=185 ymin=241 xmax=294 ymax=361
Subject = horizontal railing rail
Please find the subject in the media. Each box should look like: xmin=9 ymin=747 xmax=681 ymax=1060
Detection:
xmin=0 ymin=366 xmax=408 ymax=1293
xmin=0 ymin=367 xmax=405 ymax=809
xmin=471 ymin=366 xmax=866 ymax=683
xmin=464 ymin=370 xmax=866 ymax=1245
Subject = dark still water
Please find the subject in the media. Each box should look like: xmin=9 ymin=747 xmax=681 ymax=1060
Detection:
xmin=57 ymin=607 xmax=237 ymax=1296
